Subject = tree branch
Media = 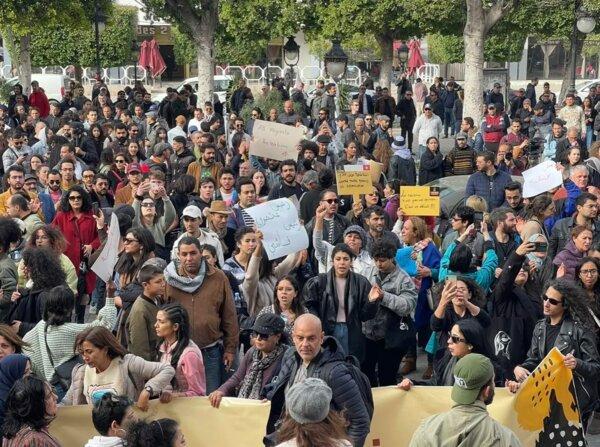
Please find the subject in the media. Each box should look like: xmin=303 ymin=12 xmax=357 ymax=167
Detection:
xmin=484 ymin=0 xmax=518 ymax=32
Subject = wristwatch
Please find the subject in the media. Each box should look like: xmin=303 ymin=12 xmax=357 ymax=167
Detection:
xmin=144 ymin=386 xmax=153 ymax=397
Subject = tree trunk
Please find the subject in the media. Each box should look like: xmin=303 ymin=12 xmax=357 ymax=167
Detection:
xmin=376 ymin=34 xmax=394 ymax=91
xmin=559 ymin=37 xmax=582 ymax=103
xmin=463 ymin=1 xmax=486 ymax=127
xmin=18 ymin=35 xmax=32 ymax=94
xmin=193 ymin=0 xmax=218 ymax=105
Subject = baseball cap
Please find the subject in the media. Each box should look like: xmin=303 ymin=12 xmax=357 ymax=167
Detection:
xmin=252 ymin=313 xmax=285 ymax=336
xmin=423 ymin=103 xmax=432 ymax=110
xmin=451 ymin=353 xmax=494 ymax=405
xmin=455 ymin=132 xmax=468 ymax=140
xmin=316 ymin=134 xmax=331 ymax=144
xmin=126 ymin=163 xmax=141 ymax=174
xmin=182 ymin=205 xmax=202 ymax=219
xmin=24 ymin=174 xmax=37 ymax=182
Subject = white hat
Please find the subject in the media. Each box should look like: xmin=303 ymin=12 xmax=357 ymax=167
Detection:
xmin=182 ymin=205 xmax=202 ymax=220
xmin=391 ymin=135 xmax=406 ymax=151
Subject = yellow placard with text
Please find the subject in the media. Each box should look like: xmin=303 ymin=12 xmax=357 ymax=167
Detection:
xmin=400 ymin=186 xmax=441 ymax=217
xmin=336 ymin=170 xmax=373 ymax=196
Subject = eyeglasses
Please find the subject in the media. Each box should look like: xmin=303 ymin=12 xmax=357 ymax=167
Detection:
xmin=251 ymin=331 xmax=271 ymax=341
xmin=115 ymin=159 xmax=126 ymax=164
xmin=68 ymin=195 xmax=82 ymax=201
xmin=12 ymin=141 xmax=23 ymax=146
xmin=580 ymin=269 xmax=598 ymax=276
xmin=543 ymin=295 xmax=563 ymax=306
xmin=323 ymin=198 xmax=339 ymax=204
xmin=123 ymin=237 xmax=139 ymax=245
xmin=141 ymin=202 xmax=155 ymax=208
xmin=83 ymin=174 xmax=95 ymax=178
xmin=448 ymin=333 xmax=466 ymax=344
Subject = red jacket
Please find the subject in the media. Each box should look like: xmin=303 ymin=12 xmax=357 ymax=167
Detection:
xmin=28 ymin=90 xmax=50 ymax=118
xmin=482 ymin=114 xmax=505 ymax=143
xmin=52 ymin=210 xmax=100 ymax=294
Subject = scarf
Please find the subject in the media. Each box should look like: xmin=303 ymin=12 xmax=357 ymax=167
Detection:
xmin=237 ymin=344 xmax=285 ymax=400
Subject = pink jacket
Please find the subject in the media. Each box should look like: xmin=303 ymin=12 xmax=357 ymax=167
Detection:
xmin=159 ymin=340 xmax=206 ymax=396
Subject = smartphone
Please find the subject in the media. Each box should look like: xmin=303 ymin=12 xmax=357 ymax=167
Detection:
xmin=534 ymin=241 xmax=548 ymax=252
xmin=447 ymin=275 xmax=457 ymax=282
xmin=473 ymin=212 xmax=483 ymax=231
xmin=92 ymin=202 xmax=100 ymax=216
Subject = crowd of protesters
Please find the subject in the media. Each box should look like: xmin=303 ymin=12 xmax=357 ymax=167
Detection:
xmin=0 ymin=73 xmax=598 ymax=446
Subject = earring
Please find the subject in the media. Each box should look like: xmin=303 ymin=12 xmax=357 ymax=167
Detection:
xmin=467 ymin=345 xmax=473 ymax=350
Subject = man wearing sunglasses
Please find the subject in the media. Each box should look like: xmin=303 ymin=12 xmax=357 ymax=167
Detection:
xmin=2 ymin=129 xmax=30 ymax=173
xmin=510 ymin=279 xmax=600 ymax=425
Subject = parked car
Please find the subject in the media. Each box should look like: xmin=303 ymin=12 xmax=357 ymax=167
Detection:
xmin=425 ymin=174 xmax=523 ymax=239
xmin=576 ymin=79 xmax=600 ymax=98
xmin=5 ymin=74 xmax=71 ymax=101
xmin=153 ymin=75 xmax=232 ymax=104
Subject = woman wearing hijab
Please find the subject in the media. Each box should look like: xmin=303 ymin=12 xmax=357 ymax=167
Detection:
xmin=0 ymin=354 xmax=31 ymax=433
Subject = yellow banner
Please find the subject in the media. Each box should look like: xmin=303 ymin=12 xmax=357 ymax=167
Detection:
xmin=335 ymin=170 xmax=373 ymax=195
xmin=399 ymin=186 xmax=441 ymax=216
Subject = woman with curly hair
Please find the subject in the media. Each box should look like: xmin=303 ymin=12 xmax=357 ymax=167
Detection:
xmin=576 ymin=256 xmax=600 ymax=316
xmin=6 ymin=247 xmax=67 ymax=337
xmin=18 ymin=225 xmax=77 ymax=293
xmin=509 ymin=279 xmax=600 ymax=426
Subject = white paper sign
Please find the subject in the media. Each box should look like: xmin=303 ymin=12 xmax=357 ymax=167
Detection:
xmin=91 ymin=213 xmax=121 ymax=282
xmin=245 ymin=198 xmax=308 ymax=260
xmin=249 ymin=120 xmax=304 ymax=161
xmin=522 ymin=160 xmax=563 ymax=198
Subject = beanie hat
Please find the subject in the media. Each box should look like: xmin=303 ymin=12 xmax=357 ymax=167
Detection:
xmin=344 ymin=225 xmax=367 ymax=245
xmin=285 ymin=378 xmax=332 ymax=424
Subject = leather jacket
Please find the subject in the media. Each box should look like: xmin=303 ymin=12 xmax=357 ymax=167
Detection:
xmin=521 ymin=316 xmax=600 ymax=414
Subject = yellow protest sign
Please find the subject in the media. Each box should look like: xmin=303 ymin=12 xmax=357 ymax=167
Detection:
xmin=399 ymin=186 xmax=441 ymax=216
xmin=336 ymin=170 xmax=372 ymax=196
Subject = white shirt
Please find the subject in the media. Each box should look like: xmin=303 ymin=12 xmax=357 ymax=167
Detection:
xmin=167 ymin=125 xmax=186 ymax=144
xmin=412 ymin=113 xmax=443 ymax=146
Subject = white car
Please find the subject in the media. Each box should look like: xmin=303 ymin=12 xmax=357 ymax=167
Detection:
xmin=576 ymin=79 xmax=600 ymax=97
xmin=153 ymin=75 xmax=232 ymax=105
xmin=5 ymin=74 xmax=71 ymax=101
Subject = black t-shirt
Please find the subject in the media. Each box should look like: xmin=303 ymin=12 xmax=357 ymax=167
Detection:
xmin=544 ymin=320 xmax=562 ymax=356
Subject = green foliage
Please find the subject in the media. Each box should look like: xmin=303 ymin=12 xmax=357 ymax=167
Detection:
xmin=239 ymin=90 xmax=285 ymax=122
xmin=427 ymin=34 xmax=464 ymax=64
xmin=28 ymin=6 xmax=136 ymax=68
xmin=0 ymin=78 xmax=13 ymax=103
xmin=173 ymin=26 xmax=196 ymax=65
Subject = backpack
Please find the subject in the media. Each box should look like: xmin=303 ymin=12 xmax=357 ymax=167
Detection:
xmin=319 ymin=354 xmax=374 ymax=420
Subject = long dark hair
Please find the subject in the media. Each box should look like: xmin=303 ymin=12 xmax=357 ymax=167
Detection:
xmin=575 ymin=257 xmax=600 ymax=306
xmin=276 ymin=410 xmax=350 ymax=447
xmin=545 ymin=278 xmax=594 ymax=327
xmin=454 ymin=319 xmax=493 ymax=357
xmin=89 ymin=123 xmax=105 ymax=142
xmin=2 ymin=376 xmax=54 ymax=439
xmin=115 ymin=227 xmax=156 ymax=282
xmin=273 ymin=275 xmax=304 ymax=316
xmin=126 ymin=418 xmax=180 ymax=447
xmin=158 ymin=303 xmax=191 ymax=372
xmin=59 ymin=184 xmax=93 ymax=213
xmin=43 ymin=285 xmax=75 ymax=326
xmin=22 ymin=247 xmax=66 ymax=290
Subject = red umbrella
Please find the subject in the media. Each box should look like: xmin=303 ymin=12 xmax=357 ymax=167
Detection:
xmin=408 ymin=40 xmax=424 ymax=75
xmin=148 ymin=39 xmax=166 ymax=78
xmin=138 ymin=40 xmax=151 ymax=71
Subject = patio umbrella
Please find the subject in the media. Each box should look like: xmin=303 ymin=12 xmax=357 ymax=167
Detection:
xmin=408 ymin=40 xmax=424 ymax=76
xmin=148 ymin=39 xmax=166 ymax=78
xmin=138 ymin=40 xmax=151 ymax=71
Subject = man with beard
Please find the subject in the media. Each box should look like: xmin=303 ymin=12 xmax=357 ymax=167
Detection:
xmin=206 ymin=200 xmax=236 ymax=257
xmin=299 ymin=141 xmax=326 ymax=175
xmin=45 ymin=170 xmax=64 ymax=205
xmin=489 ymin=208 xmax=520 ymax=276
xmin=0 ymin=166 xmax=26 ymax=216
xmin=107 ymin=122 xmax=129 ymax=154
xmin=363 ymin=205 xmax=400 ymax=252
xmin=267 ymin=160 xmax=305 ymax=201
xmin=170 ymin=135 xmax=196 ymax=178
xmin=465 ymin=151 xmax=513 ymax=211
xmin=367 ymin=115 xmax=394 ymax=153
xmin=2 ymin=129 xmax=30 ymax=172
xmin=265 ymin=158 xmax=282 ymax=190
xmin=89 ymin=173 xmax=115 ymax=209
xmin=187 ymin=143 xmax=223 ymax=192
xmin=408 ymin=354 xmax=520 ymax=446
xmin=115 ymin=163 xmax=143 ymax=205
xmin=57 ymin=158 xmax=79 ymax=190
xmin=503 ymin=182 xmax=525 ymax=218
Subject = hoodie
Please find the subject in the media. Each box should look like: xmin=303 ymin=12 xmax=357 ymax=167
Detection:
xmin=388 ymin=147 xmax=416 ymax=185
xmin=84 ymin=436 xmax=125 ymax=447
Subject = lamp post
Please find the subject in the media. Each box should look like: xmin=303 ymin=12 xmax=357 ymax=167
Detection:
xmin=324 ymin=39 xmax=348 ymax=115
xmin=283 ymin=36 xmax=300 ymax=87
xmin=397 ymin=42 xmax=409 ymax=73
xmin=569 ymin=0 xmax=596 ymax=93
xmin=93 ymin=0 xmax=107 ymax=79
xmin=131 ymin=40 xmax=140 ymax=87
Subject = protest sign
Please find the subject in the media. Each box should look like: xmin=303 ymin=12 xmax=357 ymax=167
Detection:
xmin=249 ymin=120 xmax=304 ymax=161
xmin=399 ymin=186 xmax=441 ymax=216
xmin=336 ymin=170 xmax=373 ymax=196
xmin=245 ymin=198 xmax=308 ymax=260
xmin=90 ymin=213 xmax=120 ymax=282
xmin=522 ymin=160 xmax=563 ymax=198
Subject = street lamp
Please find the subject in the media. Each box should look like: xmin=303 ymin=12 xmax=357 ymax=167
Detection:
xmin=283 ymin=36 xmax=300 ymax=88
xmin=131 ymin=40 xmax=140 ymax=87
xmin=397 ymin=42 xmax=409 ymax=71
xmin=569 ymin=2 xmax=596 ymax=93
xmin=324 ymin=39 xmax=348 ymax=82
xmin=93 ymin=0 xmax=107 ymax=79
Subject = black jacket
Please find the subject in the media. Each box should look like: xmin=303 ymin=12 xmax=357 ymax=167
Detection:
xmin=520 ymin=315 xmax=600 ymax=414
xmin=395 ymin=98 xmax=416 ymax=128
xmin=303 ymin=271 xmax=379 ymax=363
xmin=265 ymin=337 xmax=371 ymax=447
xmin=418 ymin=149 xmax=444 ymax=185
xmin=170 ymin=148 xmax=196 ymax=179
xmin=388 ymin=155 xmax=416 ymax=185
xmin=5 ymin=288 xmax=51 ymax=337
xmin=489 ymin=251 xmax=542 ymax=374
xmin=304 ymin=213 xmax=350 ymax=254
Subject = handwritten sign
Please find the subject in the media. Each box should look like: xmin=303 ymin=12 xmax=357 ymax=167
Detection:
xmin=522 ymin=160 xmax=562 ymax=198
xmin=245 ymin=198 xmax=308 ymax=260
xmin=91 ymin=213 xmax=121 ymax=282
xmin=336 ymin=170 xmax=372 ymax=195
xmin=399 ymin=186 xmax=440 ymax=216
xmin=249 ymin=120 xmax=304 ymax=161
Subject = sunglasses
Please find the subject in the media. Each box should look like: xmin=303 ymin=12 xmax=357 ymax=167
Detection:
xmin=68 ymin=195 xmax=82 ymax=201
xmin=141 ymin=202 xmax=155 ymax=208
xmin=448 ymin=333 xmax=466 ymax=344
xmin=115 ymin=159 xmax=126 ymax=163
xmin=323 ymin=198 xmax=339 ymax=204
xmin=543 ymin=295 xmax=563 ymax=306
xmin=123 ymin=237 xmax=139 ymax=244
xmin=252 ymin=332 xmax=271 ymax=340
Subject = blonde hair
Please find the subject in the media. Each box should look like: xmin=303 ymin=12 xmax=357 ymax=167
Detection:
xmin=466 ymin=195 xmax=488 ymax=213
